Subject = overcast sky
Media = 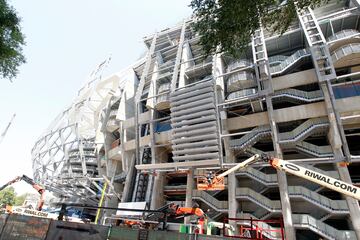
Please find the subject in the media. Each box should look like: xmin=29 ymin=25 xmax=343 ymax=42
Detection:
xmin=0 ymin=0 xmax=192 ymax=194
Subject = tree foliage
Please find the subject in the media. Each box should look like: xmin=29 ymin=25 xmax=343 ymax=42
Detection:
xmin=0 ymin=186 xmax=16 ymax=206
xmin=0 ymin=0 xmax=25 ymax=81
xmin=0 ymin=188 xmax=29 ymax=207
xmin=14 ymin=193 xmax=27 ymax=206
xmin=190 ymin=0 xmax=328 ymax=57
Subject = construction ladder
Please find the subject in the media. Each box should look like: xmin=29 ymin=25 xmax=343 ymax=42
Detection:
xmin=297 ymin=7 xmax=336 ymax=82
xmin=132 ymin=33 xmax=158 ymax=202
xmin=296 ymin=6 xmax=352 ymax=162
xmin=252 ymin=26 xmax=273 ymax=95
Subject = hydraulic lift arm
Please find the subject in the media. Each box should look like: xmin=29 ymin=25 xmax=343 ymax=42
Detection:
xmin=216 ymin=154 xmax=260 ymax=180
xmin=0 ymin=114 xmax=16 ymax=146
xmin=262 ymin=155 xmax=360 ymax=201
xmin=120 ymin=203 xmax=206 ymax=231
xmin=169 ymin=204 xmax=206 ymax=234
xmin=197 ymin=154 xmax=261 ymax=190
xmin=200 ymin=154 xmax=360 ymax=201
xmin=0 ymin=176 xmax=22 ymax=192
xmin=0 ymin=175 xmax=45 ymax=211
xmin=175 ymin=207 xmax=205 ymax=218
xmin=166 ymin=202 xmax=205 ymax=218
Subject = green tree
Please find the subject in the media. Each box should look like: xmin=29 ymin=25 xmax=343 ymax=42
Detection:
xmin=14 ymin=193 xmax=27 ymax=206
xmin=190 ymin=0 xmax=328 ymax=57
xmin=0 ymin=0 xmax=26 ymax=81
xmin=0 ymin=186 xmax=16 ymax=206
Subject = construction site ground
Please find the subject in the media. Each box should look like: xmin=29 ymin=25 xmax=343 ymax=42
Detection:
xmin=0 ymin=214 xmax=227 ymax=240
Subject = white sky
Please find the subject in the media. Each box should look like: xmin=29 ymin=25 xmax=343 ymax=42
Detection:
xmin=0 ymin=0 xmax=192 ymax=194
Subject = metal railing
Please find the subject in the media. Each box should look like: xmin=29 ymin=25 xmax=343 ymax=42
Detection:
xmin=270 ymin=49 xmax=311 ymax=75
xmin=273 ymin=89 xmax=323 ymax=103
xmin=227 ymin=72 xmax=256 ymax=93
xmin=296 ymin=141 xmax=334 ymax=157
xmin=235 ymin=167 xmax=278 ymax=186
xmin=332 ymin=43 xmax=360 ymax=63
xmin=236 ymin=213 xmax=284 ymax=239
xmin=192 ymin=190 xmax=228 ymax=211
xmin=288 ymin=186 xmax=349 ymax=213
xmin=279 ymin=117 xmax=329 ymax=144
xmin=230 ymin=125 xmax=271 ymax=151
xmin=227 ymin=60 xmax=253 ymax=73
xmin=293 ymin=214 xmax=356 ymax=240
xmin=227 ymin=88 xmax=257 ymax=100
xmin=328 ymin=29 xmax=360 ymax=43
xmin=236 ymin=188 xmax=281 ymax=212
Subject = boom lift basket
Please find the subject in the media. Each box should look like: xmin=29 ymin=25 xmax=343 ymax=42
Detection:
xmin=197 ymin=176 xmax=225 ymax=191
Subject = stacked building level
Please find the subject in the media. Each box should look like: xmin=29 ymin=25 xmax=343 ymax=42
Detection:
xmin=32 ymin=0 xmax=360 ymax=238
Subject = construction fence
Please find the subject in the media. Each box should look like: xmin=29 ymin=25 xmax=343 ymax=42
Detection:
xmin=0 ymin=214 xmax=226 ymax=240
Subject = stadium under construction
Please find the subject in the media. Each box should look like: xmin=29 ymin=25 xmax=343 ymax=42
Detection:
xmin=29 ymin=0 xmax=360 ymax=239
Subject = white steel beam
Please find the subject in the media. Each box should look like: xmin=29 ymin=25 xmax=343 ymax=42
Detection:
xmin=171 ymin=20 xmax=187 ymax=92
xmin=135 ymin=159 xmax=219 ymax=170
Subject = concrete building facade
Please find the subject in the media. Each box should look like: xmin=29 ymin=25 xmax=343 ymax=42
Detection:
xmin=32 ymin=1 xmax=360 ymax=239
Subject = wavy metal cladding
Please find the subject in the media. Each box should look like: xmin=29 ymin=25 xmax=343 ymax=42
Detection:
xmin=170 ymin=80 xmax=221 ymax=163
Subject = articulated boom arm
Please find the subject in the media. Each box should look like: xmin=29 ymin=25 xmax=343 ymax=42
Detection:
xmin=0 ymin=175 xmax=45 ymax=211
xmin=175 ymin=207 xmax=205 ymax=218
xmin=263 ymin=156 xmax=360 ymax=201
xmin=167 ymin=203 xmax=205 ymax=218
xmin=0 ymin=176 xmax=22 ymax=192
xmin=21 ymin=175 xmax=46 ymax=211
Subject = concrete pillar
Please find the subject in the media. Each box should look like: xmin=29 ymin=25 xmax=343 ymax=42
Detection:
xmin=178 ymin=42 xmax=193 ymax=88
xmin=218 ymin=91 xmax=235 ymax=165
xmin=146 ymin=63 xmax=158 ymax=109
xmin=141 ymin=59 xmax=158 ymax=205
xmin=330 ymin=145 xmax=360 ymax=239
xmin=150 ymin=172 xmax=165 ymax=210
xmin=266 ymin=97 xmax=296 ymax=240
xmin=320 ymin=81 xmax=360 ymax=238
xmin=104 ymin=158 xmax=123 ymax=217
xmin=277 ymin=171 xmax=294 ymax=237
xmin=321 ymin=83 xmax=351 ymax=159
xmin=337 ymin=162 xmax=360 ymax=239
xmin=121 ymin=153 xmax=135 ymax=203
xmin=150 ymin=147 xmax=166 ymax=210
xmin=170 ymin=21 xmax=186 ymax=92
xmin=184 ymin=168 xmax=195 ymax=224
xmin=145 ymin=108 xmax=156 ymax=205
xmin=212 ymin=53 xmax=234 ymax=163
xmin=149 ymin=110 xmax=156 ymax=166
xmin=212 ymin=53 xmax=239 ymax=232
xmin=228 ymin=172 xmax=239 ymax=234
xmin=118 ymin=122 xmax=127 ymax=174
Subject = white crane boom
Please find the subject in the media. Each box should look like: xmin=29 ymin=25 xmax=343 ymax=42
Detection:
xmin=0 ymin=113 xmax=16 ymax=145
xmin=217 ymin=154 xmax=260 ymax=178
xmin=269 ymin=157 xmax=360 ymax=201
xmin=202 ymin=154 xmax=360 ymax=201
